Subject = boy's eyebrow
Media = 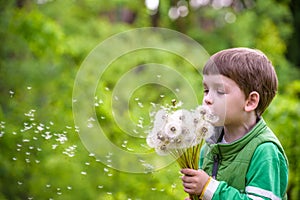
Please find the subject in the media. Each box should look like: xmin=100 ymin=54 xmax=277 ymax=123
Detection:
xmin=202 ymin=81 xmax=225 ymax=88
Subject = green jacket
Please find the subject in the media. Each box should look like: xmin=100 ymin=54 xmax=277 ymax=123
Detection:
xmin=200 ymin=118 xmax=288 ymax=200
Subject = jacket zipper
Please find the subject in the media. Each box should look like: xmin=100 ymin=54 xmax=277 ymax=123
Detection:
xmin=212 ymin=154 xmax=220 ymax=179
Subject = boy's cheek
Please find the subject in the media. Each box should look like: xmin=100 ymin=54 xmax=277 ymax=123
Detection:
xmin=211 ymin=109 xmax=226 ymax=126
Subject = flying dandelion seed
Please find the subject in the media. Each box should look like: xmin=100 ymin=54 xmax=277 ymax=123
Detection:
xmin=127 ymin=147 xmax=134 ymax=151
xmin=142 ymin=163 xmax=154 ymax=172
xmin=138 ymin=102 xmax=144 ymax=108
xmin=56 ymin=134 xmax=68 ymax=144
xmin=133 ymin=129 xmax=138 ymax=134
xmin=0 ymin=121 xmax=5 ymax=127
xmin=37 ymin=125 xmax=44 ymax=131
xmin=9 ymin=90 xmax=15 ymax=98
xmin=104 ymin=168 xmax=109 ymax=172
xmin=87 ymin=123 xmax=93 ymax=128
xmin=89 ymin=153 xmax=95 ymax=157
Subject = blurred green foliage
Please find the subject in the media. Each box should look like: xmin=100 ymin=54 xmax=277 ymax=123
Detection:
xmin=0 ymin=0 xmax=300 ymax=199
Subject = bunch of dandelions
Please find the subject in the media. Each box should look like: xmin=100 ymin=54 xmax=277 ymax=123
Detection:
xmin=146 ymin=103 xmax=218 ymax=170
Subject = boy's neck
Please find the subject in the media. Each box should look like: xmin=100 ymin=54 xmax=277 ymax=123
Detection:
xmin=223 ymin=114 xmax=258 ymax=143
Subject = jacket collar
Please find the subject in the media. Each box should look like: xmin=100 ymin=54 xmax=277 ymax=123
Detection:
xmin=205 ymin=118 xmax=267 ymax=157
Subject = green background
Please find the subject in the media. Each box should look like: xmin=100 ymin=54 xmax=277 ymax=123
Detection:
xmin=1 ymin=0 xmax=300 ymax=199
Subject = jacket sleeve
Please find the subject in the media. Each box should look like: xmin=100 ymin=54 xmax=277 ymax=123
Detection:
xmin=201 ymin=142 xmax=288 ymax=200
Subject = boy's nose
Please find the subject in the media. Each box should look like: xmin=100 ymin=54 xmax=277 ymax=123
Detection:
xmin=203 ymin=95 xmax=213 ymax=105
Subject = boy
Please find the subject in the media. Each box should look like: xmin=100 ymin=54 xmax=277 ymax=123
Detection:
xmin=181 ymin=48 xmax=288 ymax=200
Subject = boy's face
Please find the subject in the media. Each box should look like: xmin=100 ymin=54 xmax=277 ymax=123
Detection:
xmin=202 ymin=74 xmax=247 ymax=127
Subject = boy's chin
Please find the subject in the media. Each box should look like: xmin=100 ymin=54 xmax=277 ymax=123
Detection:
xmin=212 ymin=119 xmax=224 ymax=127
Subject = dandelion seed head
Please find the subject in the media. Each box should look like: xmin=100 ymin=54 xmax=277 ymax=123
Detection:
xmin=155 ymin=144 xmax=169 ymax=155
xmin=157 ymin=132 xmax=166 ymax=141
xmin=164 ymin=122 xmax=182 ymax=139
xmin=147 ymin=104 xmax=217 ymax=157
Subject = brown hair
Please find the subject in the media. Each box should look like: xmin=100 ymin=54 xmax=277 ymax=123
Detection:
xmin=203 ymin=47 xmax=278 ymax=116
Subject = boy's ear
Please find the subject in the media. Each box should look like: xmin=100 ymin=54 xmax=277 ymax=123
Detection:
xmin=244 ymin=91 xmax=260 ymax=112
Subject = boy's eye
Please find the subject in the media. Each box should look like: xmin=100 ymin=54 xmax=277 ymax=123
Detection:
xmin=217 ymin=90 xmax=225 ymax=95
xmin=203 ymin=89 xmax=209 ymax=94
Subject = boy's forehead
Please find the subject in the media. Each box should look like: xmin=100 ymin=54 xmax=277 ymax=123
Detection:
xmin=203 ymin=74 xmax=225 ymax=83
xmin=203 ymin=74 xmax=236 ymax=87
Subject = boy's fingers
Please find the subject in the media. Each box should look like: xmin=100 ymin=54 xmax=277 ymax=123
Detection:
xmin=181 ymin=168 xmax=199 ymax=176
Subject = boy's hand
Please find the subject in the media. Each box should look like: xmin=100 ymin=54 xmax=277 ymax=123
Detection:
xmin=181 ymin=168 xmax=210 ymax=195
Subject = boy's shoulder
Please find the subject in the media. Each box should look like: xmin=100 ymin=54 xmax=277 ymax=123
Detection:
xmin=249 ymin=125 xmax=288 ymax=161
xmin=253 ymin=142 xmax=284 ymax=160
